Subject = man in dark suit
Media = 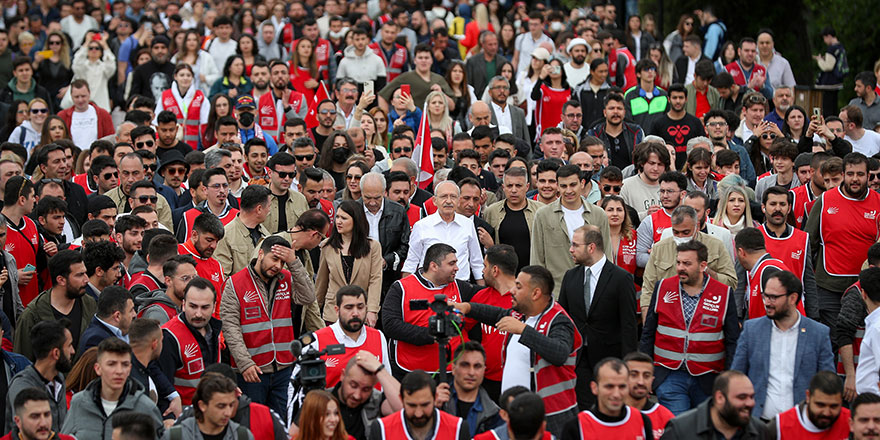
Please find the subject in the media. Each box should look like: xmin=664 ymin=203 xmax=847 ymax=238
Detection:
xmin=558 ymin=224 xmax=638 ymax=409
xmin=358 ymin=172 xmax=411 ymax=296
xmin=486 ymin=76 xmax=531 ymax=152
xmin=465 ymin=32 xmax=509 ymax=97
xmin=673 ymin=35 xmax=711 ymax=85
xmin=78 ymin=286 xmax=136 ymax=353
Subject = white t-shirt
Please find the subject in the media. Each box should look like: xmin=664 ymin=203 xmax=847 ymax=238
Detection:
xmin=70 ymin=105 xmax=98 ymax=149
xmin=561 ymin=204 xmax=585 ymax=241
xmin=620 ymin=174 xmax=660 ymax=221
xmin=208 ymin=39 xmax=238 ymax=74
xmin=101 ymin=398 xmax=118 ymax=416
xmin=847 ymin=130 xmax=880 ymax=157
xmin=564 ymin=63 xmax=589 ymax=89
xmin=501 ymin=314 xmax=541 ymax=393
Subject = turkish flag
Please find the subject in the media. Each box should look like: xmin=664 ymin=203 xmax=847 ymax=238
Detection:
xmin=413 ymin=103 xmax=434 ymax=189
xmin=304 ymin=81 xmax=330 ymax=129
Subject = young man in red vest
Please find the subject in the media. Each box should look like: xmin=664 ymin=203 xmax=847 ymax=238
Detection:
xmin=159 ymin=277 xmax=221 ymax=406
xmin=372 ymin=370 xmax=467 ymax=440
xmin=636 ymin=171 xmax=686 ymax=268
xmin=369 ymin=21 xmax=409 ymax=83
xmin=176 ymin=169 xmax=239 ymax=244
xmin=220 ymin=235 xmax=314 ymax=422
xmin=766 ymin=371 xmax=850 ymax=440
xmin=1 ymin=176 xmax=40 ymax=307
xmin=736 ymin=227 xmax=808 ymax=320
xmin=561 ymin=358 xmax=653 ymax=440
xmin=3 ymin=388 xmax=76 ymax=440
xmin=806 ymin=152 xmax=880 ymax=329
xmin=129 ymin=234 xmax=177 ymax=299
xmin=623 ymin=352 xmax=673 ymax=439
xmin=790 ymin=152 xmax=831 ymax=229
xmin=178 ymin=213 xmax=226 ymax=302
xmin=258 ymin=60 xmax=307 ymax=145
xmin=639 ymin=239 xmax=739 ymax=415
xmin=450 ymin=265 xmax=581 ymax=437
xmin=138 ymin=255 xmax=196 ymax=325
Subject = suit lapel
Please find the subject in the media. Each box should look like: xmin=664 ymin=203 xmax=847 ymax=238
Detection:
xmin=794 ymin=320 xmax=807 ymax=379
xmin=350 ymin=250 xmax=363 ymax=282
xmin=588 ymin=263 xmax=613 ymax=319
xmin=331 ymin=248 xmax=345 ymax=282
xmin=758 ymin=318 xmax=772 ymax=371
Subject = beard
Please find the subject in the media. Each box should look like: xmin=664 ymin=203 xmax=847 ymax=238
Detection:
xmin=340 ymin=316 xmax=363 ymax=333
xmin=718 ymin=397 xmax=751 ymax=428
xmin=254 ymin=79 xmax=269 ymax=90
xmin=56 ymin=351 xmax=73 ymax=373
xmin=65 ymin=284 xmax=84 ymax=300
xmin=573 ymin=55 xmax=586 ymax=65
xmin=808 ymin=407 xmax=837 ymax=430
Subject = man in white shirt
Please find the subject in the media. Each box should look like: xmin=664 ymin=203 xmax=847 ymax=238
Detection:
xmin=402 ymin=180 xmax=484 ymax=283
xmin=60 ymin=0 xmax=98 ymax=50
xmin=66 ymin=80 xmax=101 ymax=149
xmin=855 ymin=267 xmax=880 ymax=395
xmin=207 ymin=16 xmax=238 ymax=75
xmin=841 ymin=105 xmax=880 ymax=157
xmin=620 ymin=143 xmax=670 ymax=220
xmin=513 ymin=12 xmax=552 ymax=75
xmin=563 ymin=38 xmax=590 ymax=89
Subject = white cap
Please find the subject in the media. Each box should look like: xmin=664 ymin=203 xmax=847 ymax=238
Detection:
xmin=566 ymin=38 xmax=590 ymax=53
xmin=531 ymin=47 xmax=551 ymax=61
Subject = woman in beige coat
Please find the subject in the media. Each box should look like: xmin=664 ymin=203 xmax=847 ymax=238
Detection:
xmin=316 ymin=200 xmax=383 ymax=325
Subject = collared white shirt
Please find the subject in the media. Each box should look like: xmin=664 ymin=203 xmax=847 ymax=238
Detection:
xmin=491 ymin=101 xmax=513 ymax=135
xmin=402 ymin=212 xmax=484 ymax=281
xmin=685 ymin=56 xmax=699 ymax=85
xmin=762 ymin=315 xmax=800 ymax=419
xmin=583 ymin=255 xmax=607 ymax=309
xmin=856 ymin=307 xmax=880 ymax=394
xmin=364 ymin=205 xmax=383 ymax=241
xmin=96 ymin=316 xmax=130 ymax=343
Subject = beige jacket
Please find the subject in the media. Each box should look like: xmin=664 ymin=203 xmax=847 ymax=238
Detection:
xmin=264 ymin=189 xmax=310 ymax=234
xmin=214 ymin=215 xmax=270 ymax=278
xmin=530 ymin=197 xmax=613 ymax=297
xmin=481 ymin=198 xmax=545 ymax=244
xmin=315 ymin=239 xmax=383 ymax=321
xmin=640 ymin=232 xmax=738 ymax=309
xmin=106 ymin=185 xmax=174 ymax=230
xmin=220 ymin=260 xmax=316 ymax=373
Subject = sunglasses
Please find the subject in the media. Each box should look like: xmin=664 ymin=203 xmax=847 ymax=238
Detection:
xmin=871 ymin=173 xmax=880 ymax=181
xmin=393 ymin=147 xmax=413 ymax=154
xmin=603 ymin=184 xmax=622 ymax=192
xmin=135 ymin=140 xmax=154 ymax=149
xmin=165 ymin=167 xmax=187 ymax=176
xmin=207 ymin=183 xmax=229 ymax=190
xmin=319 ymin=109 xmax=337 ymax=115
xmin=274 ymin=170 xmax=296 ymax=179
xmin=102 ymin=171 xmax=118 ymax=180
xmin=88 ymin=46 xmax=101 ymax=51
xmin=31 ymin=108 xmax=49 ymax=114
xmin=294 ymin=154 xmax=315 ymax=161
xmin=136 ymin=195 xmax=159 ymax=203
xmin=144 ymin=163 xmax=158 ymax=171
xmin=346 ymin=174 xmax=362 ymax=180
xmin=48 ymin=40 xmax=62 ymax=46
xmin=761 ymin=133 xmax=778 ymax=140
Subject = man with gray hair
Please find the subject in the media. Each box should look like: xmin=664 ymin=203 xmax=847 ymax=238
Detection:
xmin=359 ymin=172 xmax=410 ymax=293
xmin=389 ymin=157 xmax=432 ymax=208
xmin=486 ymin=76 xmax=530 ymax=146
xmin=482 ymin=166 xmax=544 ymax=271
xmin=640 ymin=205 xmax=737 ymax=320
xmin=686 ymin=136 xmax=713 ymax=154
xmin=466 ymin=30 xmax=508 ymax=97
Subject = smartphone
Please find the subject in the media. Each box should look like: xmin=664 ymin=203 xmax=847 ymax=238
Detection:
xmin=813 ymin=107 xmax=822 ymax=118
xmin=400 ymin=84 xmax=411 ymax=97
xmin=553 ymin=65 xmax=561 ymax=75
xmin=364 ymin=80 xmax=374 ymax=96
xmin=37 ymin=50 xmax=54 ymax=59
xmin=23 ymin=264 xmax=35 ymax=272
xmin=92 ymin=33 xmax=102 ymax=41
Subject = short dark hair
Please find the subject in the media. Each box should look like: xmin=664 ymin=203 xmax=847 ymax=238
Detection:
xmin=498 ymin=386 xmax=530 ymax=412
xmin=734 ymin=227 xmax=766 ymax=253
xmin=147 ymin=234 xmax=179 ymax=263
xmin=96 ymin=286 xmax=133 ymax=319
xmin=89 ymin=155 xmax=117 ymax=178
xmin=82 ymin=219 xmax=111 ymax=238
xmin=115 ymin=214 xmax=147 ymax=235
xmin=156 ymin=110 xmax=177 ymax=125
xmin=868 ymin=243 xmax=880 ymax=266
xmin=82 ymin=240 xmax=125 ymax=277
xmin=130 ymin=125 xmax=155 ymax=142
xmin=659 ymin=171 xmax=687 ymax=191
xmin=335 ymin=285 xmax=366 ymax=307
xmin=13 ymin=387 xmax=52 ymax=416
xmin=712 ymin=370 xmax=748 ymax=396
xmin=111 ymin=411 xmax=157 ymax=440
xmin=163 ymin=255 xmax=196 ymax=278
xmin=192 ymin=373 xmax=237 ymax=421
xmin=424 ymin=243 xmax=456 ymax=271
xmin=765 ymin=270 xmax=803 ymax=302
xmin=193 ymin=212 xmax=225 ymax=239
xmin=260 ymin=235 xmax=291 ymax=254
xmin=668 ymin=83 xmax=687 ymax=97
xmin=600 ymin=166 xmax=623 ymax=182
xmin=295 ymin=208 xmax=331 ymax=233
xmin=623 ymin=351 xmax=654 ymax=365
xmin=711 ymin=72 xmax=735 ymax=89
xmin=4 ymin=176 xmax=33 ymax=204
xmin=676 ymin=239 xmax=709 ymax=263
xmin=715 ymin=149 xmax=740 ymax=168
xmin=762 ymin=185 xmax=793 ymax=205
xmin=485 ymin=245 xmax=517 ymax=276
xmin=184 ymin=277 xmax=217 ymax=301
xmin=860 ymin=267 xmax=880 ymax=303
xmin=48 ymin=249 xmax=84 ymax=281
xmin=769 ymin=140 xmax=799 ymax=161
xmin=556 ymin=164 xmax=582 ymax=181
xmin=507 ymin=393 xmax=545 ymax=440
xmin=808 ymin=370 xmax=843 ymax=397
xmin=34 ymin=196 xmax=67 ymax=220
xmin=239 ymin=185 xmax=271 ymax=211
xmin=852 ymin=392 xmax=880 ymax=419
xmin=592 ymin=357 xmax=628 ymax=383
xmin=267 ymin=151 xmax=296 ymax=169
xmin=471 ymin=125 xmax=494 ymax=142
xmin=519 ymin=265 xmax=554 ymax=297
xmin=128 ymin=318 xmax=161 ymax=346
xmin=635 ymin=58 xmax=657 ymax=74
xmin=30 ymin=319 xmax=71 ymax=361
xmin=452 ymin=341 xmax=486 ymax=363
xmin=400 ymin=370 xmax=436 ymax=398
xmin=695 ymin=59 xmax=716 ymax=81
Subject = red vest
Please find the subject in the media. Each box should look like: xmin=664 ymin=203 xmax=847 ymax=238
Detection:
xmin=650 ymin=209 xmax=673 ymax=243
xmin=761 ymin=225 xmax=809 ymax=281
xmin=725 ymin=61 xmax=768 ymax=90
xmin=501 ymin=301 xmax=582 ymax=415
xmin=318 ymin=198 xmax=336 ymax=223
xmin=577 ymin=406 xmax=646 ymax=440
xmin=247 ymin=402 xmax=275 ymax=440
xmin=161 ymin=88 xmax=205 ymax=150
xmin=228 ymin=267 xmax=295 ymax=369
xmin=775 ymin=404 xmax=850 ymax=440
xmin=130 ymin=271 xmax=163 ymax=294
xmin=138 ymin=301 xmax=177 ymax=321
xmin=369 ymin=42 xmax=408 ymax=82
xmin=616 ymin=233 xmax=638 ymax=276
xmin=394 ymin=275 xmax=467 ymax=372
xmin=838 ymin=281 xmax=865 ymax=375
xmin=162 ymin=314 xmax=219 ymax=404
xmin=790 ymin=185 xmax=814 ymax=229
xmin=314 ymin=325 xmax=385 ymax=388
xmin=73 ymin=173 xmax=94 ymax=195
xmin=180 ymin=207 xmax=239 ymax=243
xmin=377 ymin=409 xmax=462 ymax=440
xmin=643 ymin=402 xmax=674 ymax=439
xmin=5 ymin=216 xmax=39 ymax=306
xmin=467 ymin=287 xmax=513 ymax=381
xmin=747 ymin=257 xmax=805 ymax=320
xmin=178 ymin=242 xmax=225 ymax=312
xmin=406 ymin=204 xmax=422 ymax=228
xmin=653 ymin=275 xmax=729 ymax=375
xmin=819 ymin=187 xmax=880 ymax=277
xmin=535 ymin=83 xmax=570 ymax=137
xmin=609 ymin=47 xmax=637 ymax=91
xmin=258 ymin=89 xmax=305 ymax=143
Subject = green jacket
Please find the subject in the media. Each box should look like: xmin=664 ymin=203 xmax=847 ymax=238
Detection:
xmin=685 ymin=83 xmax=721 ymax=116
xmin=14 ymin=290 xmax=97 ymax=361
xmin=624 ymin=86 xmax=668 ymax=128
xmin=482 ymin=198 xmax=544 ymax=244
xmin=530 ymin=197 xmax=613 ymax=298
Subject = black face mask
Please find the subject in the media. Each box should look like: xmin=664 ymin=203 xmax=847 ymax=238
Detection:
xmin=239 ymin=111 xmax=255 ymax=126
xmin=332 ymin=147 xmax=351 ymax=163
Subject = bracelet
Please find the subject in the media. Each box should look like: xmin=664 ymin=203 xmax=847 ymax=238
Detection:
xmin=374 ymin=364 xmax=385 ymax=374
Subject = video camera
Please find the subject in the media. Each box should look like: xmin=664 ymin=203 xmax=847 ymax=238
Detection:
xmin=290 ymin=332 xmax=345 ymax=394
xmin=409 ymin=293 xmax=464 ymax=382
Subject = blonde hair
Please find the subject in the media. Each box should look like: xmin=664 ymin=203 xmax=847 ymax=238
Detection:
xmin=425 ymin=90 xmax=453 ymax=134
xmin=713 ymin=184 xmax=753 ymax=227
xmin=43 ymin=31 xmax=72 ymax=68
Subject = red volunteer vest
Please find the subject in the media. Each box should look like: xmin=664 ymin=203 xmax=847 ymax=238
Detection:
xmin=473 ymin=430 xmax=553 ymax=440
xmin=178 ymin=242 xmax=225 ymax=313
xmin=577 ymin=406 xmax=646 ymax=440
xmin=609 ymin=47 xmax=637 ymax=90
xmin=643 ymin=402 xmax=674 ymax=439
xmin=73 ymin=173 xmax=95 ymax=195
xmin=394 ymin=275 xmax=467 ymax=373
xmin=130 ymin=271 xmax=163 ymax=294
xmin=790 ymin=185 xmax=814 ymax=229
xmin=819 ymin=187 xmax=880 ymax=277
xmin=653 ymin=275 xmax=728 ymax=375
xmin=369 ymin=42 xmax=407 ymax=82
xmin=180 ymin=207 xmax=239 ymax=243
xmin=247 ymin=403 xmax=275 ymax=440
xmin=228 ymin=267 xmax=295 ymax=369
xmin=747 ymin=257 xmax=805 ymax=319
xmin=616 ymin=232 xmax=638 ymax=276
xmin=378 ymin=409 xmax=462 ymax=440
xmin=466 ymin=287 xmax=513 ymax=381
xmin=725 ymin=61 xmax=768 ymax=90
xmin=5 ymin=216 xmax=39 ymax=306
xmin=838 ymin=281 xmax=865 ymax=375
xmin=161 ymin=88 xmax=205 ymax=150
xmin=162 ymin=314 xmax=220 ymax=404
xmin=314 ymin=325 xmax=385 ymax=388
xmin=761 ymin=225 xmax=809 ymax=281
xmin=258 ymin=89 xmax=305 ymax=143
xmin=535 ymin=83 xmax=570 ymax=137
xmin=650 ymin=209 xmax=672 ymax=243
xmin=775 ymin=404 xmax=850 ymax=440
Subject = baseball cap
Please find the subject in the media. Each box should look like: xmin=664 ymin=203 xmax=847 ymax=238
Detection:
xmin=532 ymin=47 xmax=551 ymax=62
xmin=794 ymin=153 xmax=812 ymax=169
xmin=235 ymin=95 xmax=255 ymax=110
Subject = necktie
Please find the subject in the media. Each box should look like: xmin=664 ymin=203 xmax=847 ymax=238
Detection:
xmin=584 ymin=268 xmax=592 ymax=316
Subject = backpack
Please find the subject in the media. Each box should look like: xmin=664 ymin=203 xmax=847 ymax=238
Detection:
xmin=168 ymin=424 xmax=250 ymax=440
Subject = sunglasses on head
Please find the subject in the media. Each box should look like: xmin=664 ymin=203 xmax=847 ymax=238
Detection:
xmin=136 ymin=195 xmax=158 ymax=203
xmin=102 ymin=171 xmax=118 ymax=180
xmin=31 ymin=108 xmax=48 ymax=114
xmin=135 ymin=140 xmax=154 ymax=149
xmin=274 ymin=170 xmax=296 ymax=179
xmin=393 ymin=147 xmax=413 ymax=154
xmin=603 ymin=184 xmax=621 ymax=192
xmin=294 ymin=154 xmax=315 ymax=161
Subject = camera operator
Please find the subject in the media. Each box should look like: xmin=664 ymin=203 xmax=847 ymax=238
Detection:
xmin=434 ymin=342 xmax=503 ymax=438
xmin=449 ymin=265 xmax=581 ymax=438
xmin=382 ymin=243 xmax=480 ymax=379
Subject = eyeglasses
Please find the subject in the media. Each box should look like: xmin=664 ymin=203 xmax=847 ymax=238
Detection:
xmin=274 ymin=171 xmax=296 ymax=179
xmin=165 ymin=166 xmax=187 ymax=175
xmin=88 ymin=46 xmax=101 ymax=51
xmin=393 ymin=147 xmax=413 ymax=154
xmin=658 ymin=189 xmax=680 ymax=194
xmin=491 ymin=85 xmax=510 ymax=90
xmin=707 ymin=121 xmax=728 ymax=127
xmin=603 ymin=184 xmax=622 ymax=192
xmin=294 ymin=154 xmax=315 ymax=161
xmin=48 ymin=40 xmax=62 ymax=46
xmin=761 ymin=133 xmax=778 ymax=140
xmin=30 ymin=108 xmax=48 ymax=114
xmin=207 ymin=183 xmax=229 ymax=190
xmin=346 ymin=174 xmax=362 ymax=181
xmin=319 ymin=109 xmax=337 ymax=115
xmin=135 ymin=140 xmax=154 ymax=149
xmin=761 ymin=292 xmax=791 ymax=301
xmin=339 ymin=88 xmax=358 ymax=94
xmin=136 ymin=195 xmax=159 ymax=203
xmin=16 ymin=109 xmax=27 ymax=114
xmin=564 ymin=113 xmax=583 ymax=119
xmin=102 ymin=171 xmax=118 ymax=180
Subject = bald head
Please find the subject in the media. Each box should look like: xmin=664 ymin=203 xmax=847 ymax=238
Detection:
xmin=470 ymin=101 xmax=491 ymax=127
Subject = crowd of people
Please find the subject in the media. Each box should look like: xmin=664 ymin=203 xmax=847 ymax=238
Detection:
xmin=0 ymin=0 xmax=878 ymax=439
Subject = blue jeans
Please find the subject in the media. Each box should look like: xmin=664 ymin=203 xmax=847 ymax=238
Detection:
xmin=237 ymin=366 xmax=292 ymax=423
xmin=655 ymin=370 xmax=709 ymax=415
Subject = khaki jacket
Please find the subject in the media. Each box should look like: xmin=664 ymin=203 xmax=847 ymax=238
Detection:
xmin=315 ymin=239 xmax=383 ymax=321
xmin=640 ymin=232 xmax=738 ymax=309
xmin=482 ymin=199 xmax=544 ymax=244
xmin=214 ymin=215 xmax=270 ymax=278
xmin=106 ymin=185 xmax=174 ymax=230
xmin=264 ymin=189 xmax=309 ymax=234
xmin=530 ymin=197 xmax=613 ymax=297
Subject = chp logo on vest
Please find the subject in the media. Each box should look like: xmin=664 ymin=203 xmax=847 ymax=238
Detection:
xmin=211 ymin=273 xmax=221 ymax=282
xmin=243 ymin=290 xmax=260 ymax=303
xmin=192 ymin=94 xmax=203 ymax=106
xmin=164 ymin=97 xmax=176 ymax=107
xmin=325 ymin=357 xmax=339 ymax=368
xmin=702 ymin=295 xmax=722 ymax=313
xmin=656 ymin=227 xmax=665 ymax=235
xmin=827 ymin=206 xmax=839 ymax=215
xmin=187 ymin=357 xmax=205 ymax=375
xmin=183 ymin=343 xmax=199 ymax=359
xmin=791 ymin=249 xmax=803 ymax=260
xmin=866 ymin=210 xmax=877 ymax=220
xmin=663 ymin=290 xmax=679 ymax=304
